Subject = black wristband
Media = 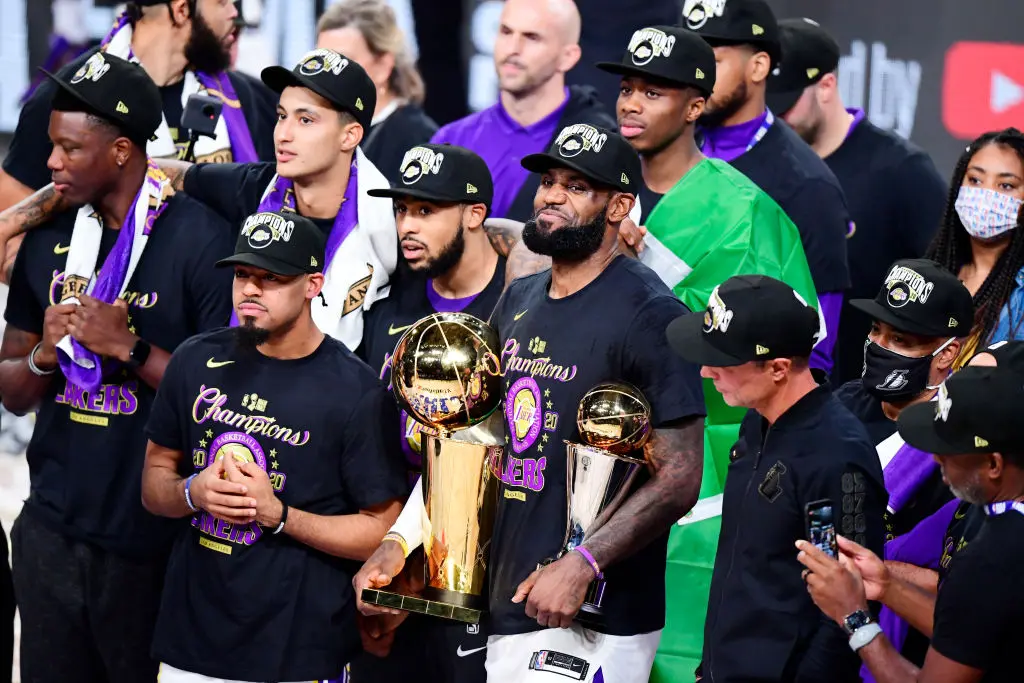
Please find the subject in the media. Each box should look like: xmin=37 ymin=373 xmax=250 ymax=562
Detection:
xmin=272 ymin=503 xmax=288 ymax=535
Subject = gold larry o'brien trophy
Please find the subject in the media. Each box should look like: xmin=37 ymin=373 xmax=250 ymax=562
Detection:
xmin=361 ymin=312 xmax=504 ymax=624
xmin=550 ymin=382 xmax=652 ymax=622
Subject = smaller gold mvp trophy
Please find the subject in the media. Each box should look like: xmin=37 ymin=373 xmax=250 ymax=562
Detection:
xmin=556 ymin=382 xmax=652 ymax=622
xmin=360 ymin=312 xmax=504 ymax=623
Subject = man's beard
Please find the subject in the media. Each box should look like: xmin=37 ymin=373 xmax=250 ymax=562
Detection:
xmin=401 ymin=222 xmax=466 ymax=280
xmin=522 ymin=206 xmax=608 ymax=262
xmin=946 ymin=468 xmax=988 ymax=506
xmin=791 ymin=104 xmax=825 ymax=147
xmin=185 ymin=10 xmax=231 ymax=75
xmin=233 ymin=317 xmax=271 ymax=350
xmin=698 ymin=81 xmax=749 ymax=129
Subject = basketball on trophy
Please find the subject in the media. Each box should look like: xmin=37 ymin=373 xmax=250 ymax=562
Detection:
xmin=577 ymin=381 xmax=653 ymax=456
xmin=390 ymin=312 xmax=503 ymax=433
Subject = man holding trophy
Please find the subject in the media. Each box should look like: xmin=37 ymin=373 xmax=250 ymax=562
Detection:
xmin=483 ymin=123 xmax=706 ymax=681
xmin=355 ymin=124 xmax=705 ymax=682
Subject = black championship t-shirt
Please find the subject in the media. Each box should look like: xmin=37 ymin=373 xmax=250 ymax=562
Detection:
xmin=487 ymin=256 xmax=706 ymax=636
xmin=939 ymin=501 xmax=986 ymax=583
xmin=931 ymin=510 xmax=1024 ymax=682
xmin=728 ymin=120 xmax=852 ymax=295
xmin=360 ymin=261 xmax=506 ymax=482
xmin=826 ymin=119 xmax=947 ymax=384
xmin=146 ymin=329 xmax=408 ymax=681
xmin=3 ymin=48 xmax=277 ymax=190
xmin=4 ymin=195 xmax=234 ymax=556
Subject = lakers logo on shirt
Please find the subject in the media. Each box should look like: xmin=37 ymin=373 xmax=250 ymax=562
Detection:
xmin=507 ymin=377 xmax=542 ymax=452
xmin=628 ymin=27 xmax=676 ymax=66
xmin=210 ymin=431 xmax=267 ymax=471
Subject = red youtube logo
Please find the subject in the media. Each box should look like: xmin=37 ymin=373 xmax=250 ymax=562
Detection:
xmin=943 ymin=42 xmax=1024 ymax=139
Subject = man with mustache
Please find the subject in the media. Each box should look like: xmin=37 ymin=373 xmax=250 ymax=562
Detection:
xmin=353 ymin=143 xmax=503 ymax=682
xmin=430 ymin=0 xmax=614 ymax=223
xmin=356 ymin=124 xmax=706 ymax=683
xmin=142 ymin=210 xmax=406 ymax=683
xmin=0 ymin=0 xmax=278 ymax=282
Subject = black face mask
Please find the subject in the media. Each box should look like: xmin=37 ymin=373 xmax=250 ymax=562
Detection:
xmin=861 ymin=338 xmax=953 ymax=403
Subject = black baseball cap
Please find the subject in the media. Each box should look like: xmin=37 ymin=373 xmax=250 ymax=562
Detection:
xmin=767 ymin=18 xmax=841 ymax=116
xmin=216 ymin=211 xmax=327 ymax=276
xmin=367 ymin=144 xmax=494 ymax=208
xmin=974 ymin=341 xmax=1024 ymax=372
xmin=851 ymin=259 xmax=974 ymax=338
xmin=596 ymin=26 xmax=716 ymax=95
xmin=898 ymin=366 xmax=1024 ymax=455
xmin=45 ymin=52 xmax=161 ymax=148
xmin=681 ymin=0 xmax=781 ymax=67
xmin=261 ymin=49 xmax=376 ymax=132
xmin=521 ymin=124 xmax=642 ymax=194
xmin=667 ymin=275 xmax=821 ymax=367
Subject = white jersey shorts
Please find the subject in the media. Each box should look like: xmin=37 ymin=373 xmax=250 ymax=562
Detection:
xmin=484 ymin=625 xmax=662 ymax=682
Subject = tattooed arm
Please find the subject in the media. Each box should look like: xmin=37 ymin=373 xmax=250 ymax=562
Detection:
xmin=484 ymin=218 xmax=552 ymax=285
xmin=154 ymin=159 xmax=194 ymax=192
xmin=0 ymin=184 xmax=69 ymax=285
xmin=513 ymin=417 xmax=704 ymax=628
xmin=579 ymin=416 xmax=704 ymax=567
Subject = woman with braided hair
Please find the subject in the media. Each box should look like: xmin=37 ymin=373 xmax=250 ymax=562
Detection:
xmin=927 ymin=128 xmax=1024 ymax=366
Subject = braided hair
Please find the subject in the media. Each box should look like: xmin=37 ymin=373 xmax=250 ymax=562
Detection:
xmin=926 ymin=128 xmax=1024 ymax=342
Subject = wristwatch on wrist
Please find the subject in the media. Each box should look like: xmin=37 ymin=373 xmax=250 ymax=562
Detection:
xmin=841 ymin=609 xmax=873 ymax=636
xmin=126 ymin=338 xmax=151 ymax=370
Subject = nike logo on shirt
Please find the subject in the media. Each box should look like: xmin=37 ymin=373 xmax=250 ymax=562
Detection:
xmin=514 ymin=310 xmax=528 ymax=321
xmin=456 ymin=645 xmax=487 ymax=657
xmin=389 ymin=323 xmax=413 ymax=336
xmin=54 ymin=243 xmax=70 ymax=255
xmin=206 ymin=358 xmax=234 ymax=368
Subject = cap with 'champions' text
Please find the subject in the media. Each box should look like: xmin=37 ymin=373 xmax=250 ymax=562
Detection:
xmin=216 ymin=211 xmax=327 ymax=276
xmin=520 ymin=124 xmax=642 ymax=195
xmin=367 ymin=143 xmax=494 ymax=208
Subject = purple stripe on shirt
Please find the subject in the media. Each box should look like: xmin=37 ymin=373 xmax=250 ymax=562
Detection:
xmin=430 ymin=89 xmax=570 ymax=218
xmin=810 ymin=292 xmax=842 ymax=373
xmin=861 ymin=499 xmax=959 ymax=683
xmin=845 ymin=108 xmax=867 ymax=139
xmin=699 ymin=110 xmax=770 ymax=163
xmin=426 ymin=280 xmax=479 ymax=313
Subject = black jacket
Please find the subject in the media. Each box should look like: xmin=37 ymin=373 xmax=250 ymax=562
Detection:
xmin=702 ymin=382 xmax=887 ymax=683
xmin=504 ymin=85 xmax=615 ymax=221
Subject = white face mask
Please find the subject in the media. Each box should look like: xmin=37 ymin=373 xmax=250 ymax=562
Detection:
xmin=955 ymin=186 xmax=1024 ymax=240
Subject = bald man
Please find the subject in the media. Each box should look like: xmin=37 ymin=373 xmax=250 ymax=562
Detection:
xmin=430 ymin=0 xmax=614 ymax=223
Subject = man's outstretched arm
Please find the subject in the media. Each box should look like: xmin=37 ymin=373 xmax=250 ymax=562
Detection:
xmin=0 ymin=184 xmax=68 ymax=284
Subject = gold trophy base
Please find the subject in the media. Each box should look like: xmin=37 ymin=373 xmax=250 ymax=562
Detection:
xmin=361 ymin=587 xmax=484 ymax=624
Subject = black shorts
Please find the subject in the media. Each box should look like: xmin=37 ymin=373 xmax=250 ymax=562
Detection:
xmin=11 ymin=510 xmax=166 ymax=683
xmin=348 ymin=613 xmax=488 ymax=683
